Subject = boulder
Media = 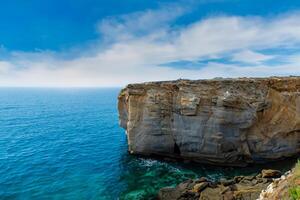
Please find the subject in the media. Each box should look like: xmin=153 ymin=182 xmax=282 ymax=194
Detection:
xmin=158 ymin=187 xmax=181 ymax=200
xmin=192 ymin=182 xmax=209 ymax=192
xmin=261 ymin=169 xmax=282 ymax=178
xmin=195 ymin=177 xmax=208 ymax=183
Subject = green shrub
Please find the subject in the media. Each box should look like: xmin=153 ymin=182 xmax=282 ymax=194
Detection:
xmin=289 ymin=160 xmax=300 ymax=200
xmin=289 ymin=186 xmax=300 ymax=200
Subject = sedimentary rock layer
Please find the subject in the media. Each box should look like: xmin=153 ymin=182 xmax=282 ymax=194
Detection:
xmin=118 ymin=77 xmax=300 ymax=166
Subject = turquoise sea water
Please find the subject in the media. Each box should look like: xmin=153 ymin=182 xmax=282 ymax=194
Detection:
xmin=0 ymin=88 xmax=295 ymax=200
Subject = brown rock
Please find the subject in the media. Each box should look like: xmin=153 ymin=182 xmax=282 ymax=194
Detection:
xmin=179 ymin=190 xmax=198 ymax=200
xmin=223 ymin=190 xmax=234 ymax=200
xmin=256 ymin=173 xmax=262 ymax=178
xmin=243 ymin=176 xmax=255 ymax=181
xmin=234 ymin=176 xmax=244 ymax=183
xmin=195 ymin=177 xmax=208 ymax=183
xmin=177 ymin=179 xmax=195 ymax=190
xmin=220 ymin=178 xmax=234 ymax=186
xmin=192 ymin=182 xmax=209 ymax=193
xmin=234 ymin=189 xmax=261 ymax=200
xmin=261 ymin=169 xmax=282 ymax=178
xmin=200 ymin=187 xmax=222 ymax=200
xmin=158 ymin=187 xmax=181 ymax=200
xmin=251 ymin=179 xmax=258 ymax=185
xmin=221 ymin=186 xmax=232 ymax=194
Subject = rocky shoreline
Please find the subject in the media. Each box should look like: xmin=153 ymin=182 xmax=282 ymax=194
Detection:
xmin=158 ymin=169 xmax=283 ymax=200
xmin=118 ymin=77 xmax=300 ymax=199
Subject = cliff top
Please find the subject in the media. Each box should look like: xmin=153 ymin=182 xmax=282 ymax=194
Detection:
xmin=120 ymin=76 xmax=300 ymax=96
xmin=126 ymin=76 xmax=300 ymax=87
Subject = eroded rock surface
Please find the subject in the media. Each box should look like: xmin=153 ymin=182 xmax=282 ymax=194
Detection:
xmin=158 ymin=170 xmax=279 ymax=200
xmin=118 ymin=77 xmax=300 ymax=166
xmin=258 ymin=170 xmax=292 ymax=200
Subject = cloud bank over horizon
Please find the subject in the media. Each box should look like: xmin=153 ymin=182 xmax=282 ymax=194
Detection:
xmin=0 ymin=2 xmax=300 ymax=87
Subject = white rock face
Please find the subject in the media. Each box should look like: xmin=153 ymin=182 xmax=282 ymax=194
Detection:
xmin=118 ymin=77 xmax=300 ymax=166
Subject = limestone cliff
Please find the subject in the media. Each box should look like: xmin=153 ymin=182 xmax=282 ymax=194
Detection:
xmin=118 ymin=77 xmax=300 ymax=166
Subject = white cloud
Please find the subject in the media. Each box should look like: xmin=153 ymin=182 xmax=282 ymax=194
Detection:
xmin=0 ymin=61 xmax=14 ymax=74
xmin=231 ymin=50 xmax=273 ymax=64
xmin=98 ymin=4 xmax=186 ymax=43
xmin=0 ymin=8 xmax=300 ymax=87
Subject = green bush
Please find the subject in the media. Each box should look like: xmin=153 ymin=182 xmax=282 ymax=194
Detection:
xmin=289 ymin=186 xmax=300 ymax=200
xmin=289 ymin=160 xmax=300 ymax=200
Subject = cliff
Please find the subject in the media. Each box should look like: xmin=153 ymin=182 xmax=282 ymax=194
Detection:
xmin=118 ymin=77 xmax=300 ymax=166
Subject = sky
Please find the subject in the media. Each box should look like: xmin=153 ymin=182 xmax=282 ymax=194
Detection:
xmin=0 ymin=0 xmax=300 ymax=87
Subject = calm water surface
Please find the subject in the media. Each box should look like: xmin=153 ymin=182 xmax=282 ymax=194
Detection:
xmin=0 ymin=88 xmax=295 ymax=200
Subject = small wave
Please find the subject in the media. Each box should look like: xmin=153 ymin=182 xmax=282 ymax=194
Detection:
xmin=138 ymin=158 xmax=161 ymax=167
xmin=0 ymin=106 xmax=18 ymax=110
xmin=138 ymin=158 xmax=183 ymax=173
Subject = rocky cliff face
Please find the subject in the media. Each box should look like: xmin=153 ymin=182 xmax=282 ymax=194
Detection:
xmin=118 ymin=77 xmax=300 ymax=166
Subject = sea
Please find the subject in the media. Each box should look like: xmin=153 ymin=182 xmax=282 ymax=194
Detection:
xmin=0 ymin=88 xmax=295 ymax=200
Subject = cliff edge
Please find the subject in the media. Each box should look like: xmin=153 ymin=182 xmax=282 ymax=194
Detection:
xmin=118 ymin=77 xmax=300 ymax=166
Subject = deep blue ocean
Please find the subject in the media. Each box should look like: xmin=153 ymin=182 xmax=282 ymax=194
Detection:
xmin=0 ymin=88 xmax=295 ymax=200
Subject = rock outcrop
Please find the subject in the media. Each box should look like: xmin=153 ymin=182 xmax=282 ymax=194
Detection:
xmin=258 ymin=170 xmax=292 ymax=200
xmin=158 ymin=169 xmax=281 ymax=200
xmin=259 ymin=161 xmax=300 ymax=200
xmin=118 ymin=77 xmax=300 ymax=166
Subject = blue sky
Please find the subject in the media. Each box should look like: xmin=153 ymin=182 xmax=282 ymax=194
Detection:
xmin=0 ymin=0 xmax=300 ymax=87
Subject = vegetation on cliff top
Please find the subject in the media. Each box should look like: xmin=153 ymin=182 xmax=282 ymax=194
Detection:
xmin=289 ymin=160 xmax=300 ymax=200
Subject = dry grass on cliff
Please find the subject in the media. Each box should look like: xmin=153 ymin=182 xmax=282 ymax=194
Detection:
xmin=289 ymin=160 xmax=300 ymax=200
